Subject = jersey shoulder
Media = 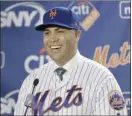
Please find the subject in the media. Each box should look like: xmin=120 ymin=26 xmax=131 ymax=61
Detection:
xmin=82 ymin=56 xmax=118 ymax=90
xmin=82 ymin=55 xmax=113 ymax=76
xmin=23 ymin=62 xmax=51 ymax=85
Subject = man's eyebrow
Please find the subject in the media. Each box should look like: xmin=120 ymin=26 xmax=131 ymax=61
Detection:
xmin=44 ymin=29 xmax=50 ymax=32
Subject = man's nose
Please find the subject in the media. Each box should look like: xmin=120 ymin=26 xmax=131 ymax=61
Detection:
xmin=50 ymin=35 xmax=59 ymax=42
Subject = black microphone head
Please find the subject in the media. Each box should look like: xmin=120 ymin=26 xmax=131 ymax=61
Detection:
xmin=33 ymin=78 xmax=39 ymax=86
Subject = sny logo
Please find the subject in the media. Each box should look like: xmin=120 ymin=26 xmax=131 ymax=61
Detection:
xmin=49 ymin=9 xmax=57 ymax=19
xmin=119 ymin=1 xmax=130 ymax=19
xmin=0 ymin=2 xmax=45 ymax=28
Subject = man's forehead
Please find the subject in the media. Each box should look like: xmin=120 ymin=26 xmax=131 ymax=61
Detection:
xmin=44 ymin=26 xmax=72 ymax=31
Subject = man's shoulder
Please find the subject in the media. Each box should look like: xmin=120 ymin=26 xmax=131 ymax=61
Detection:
xmin=82 ymin=55 xmax=112 ymax=75
xmin=24 ymin=62 xmax=51 ymax=83
xmin=32 ymin=61 xmax=52 ymax=74
xmin=82 ymin=56 xmax=116 ymax=87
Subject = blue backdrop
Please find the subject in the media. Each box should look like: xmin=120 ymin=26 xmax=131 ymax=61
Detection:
xmin=1 ymin=1 xmax=130 ymax=115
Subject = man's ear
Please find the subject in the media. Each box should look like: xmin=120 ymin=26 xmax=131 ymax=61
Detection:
xmin=75 ymin=30 xmax=82 ymax=42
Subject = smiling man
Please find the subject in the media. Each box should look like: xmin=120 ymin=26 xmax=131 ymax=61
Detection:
xmin=14 ymin=7 xmax=127 ymax=115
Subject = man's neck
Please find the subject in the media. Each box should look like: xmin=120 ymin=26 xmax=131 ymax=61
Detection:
xmin=56 ymin=51 xmax=77 ymax=67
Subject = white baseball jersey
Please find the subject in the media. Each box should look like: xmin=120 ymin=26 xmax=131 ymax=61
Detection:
xmin=14 ymin=51 xmax=127 ymax=115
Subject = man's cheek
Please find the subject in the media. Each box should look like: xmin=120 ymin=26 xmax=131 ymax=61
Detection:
xmin=44 ymin=43 xmax=49 ymax=50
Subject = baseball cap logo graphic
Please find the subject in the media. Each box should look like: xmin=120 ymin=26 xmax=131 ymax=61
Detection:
xmin=49 ymin=9 xmax=57 ymax=19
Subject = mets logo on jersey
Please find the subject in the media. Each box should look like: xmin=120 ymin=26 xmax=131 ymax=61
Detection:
xmin=49 ymin=9 xmax=57 ymax=19
xmin=108 ymin=90 xmax=125 ymax=110
xmin=32 ymin=85 xmax=83 ymax=115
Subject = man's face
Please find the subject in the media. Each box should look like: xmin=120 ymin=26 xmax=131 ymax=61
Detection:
xmin=43 ymin=26 xmax=81 ymax=66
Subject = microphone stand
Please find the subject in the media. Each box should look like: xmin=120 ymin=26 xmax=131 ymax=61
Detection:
xmin=24 ymin=79 xmax=39 ymax=116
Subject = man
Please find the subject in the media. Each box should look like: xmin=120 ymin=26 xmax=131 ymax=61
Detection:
xmin=14 ymin=7 xmax=127 ymax=115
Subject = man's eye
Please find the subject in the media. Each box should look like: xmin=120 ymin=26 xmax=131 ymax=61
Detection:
xmin=44 ymin=32 xmax=49 ymax=35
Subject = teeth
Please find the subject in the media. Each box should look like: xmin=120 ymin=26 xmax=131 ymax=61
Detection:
xmin=51 ymin=46 xmax=61 ymax=49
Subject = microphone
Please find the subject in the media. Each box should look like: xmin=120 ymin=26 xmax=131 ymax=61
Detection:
xmin=32 ymin=79 xmax=39 ymax=94
xmin=24 ymin=78 xmax=39 ymax=116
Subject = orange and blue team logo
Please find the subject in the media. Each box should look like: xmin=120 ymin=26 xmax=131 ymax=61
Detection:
xmin=108 ymin=90 xmax=125 ymax=110
xmin=49 ymin=9 xmax=57 ymax=19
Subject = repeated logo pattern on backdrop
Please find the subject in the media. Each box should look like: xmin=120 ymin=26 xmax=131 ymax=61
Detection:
xmin=1 ymin=1 xmax=130 ymax=116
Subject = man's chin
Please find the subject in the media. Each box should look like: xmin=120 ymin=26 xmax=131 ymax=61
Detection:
xmin=50 ymin=55 xmax=61 ymax=61
xmin=50 ymin=55 xmax=65 ymax=65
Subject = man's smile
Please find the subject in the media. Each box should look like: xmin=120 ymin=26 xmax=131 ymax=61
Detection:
xmin=50 ymin=45 xmax=62 ymax=52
